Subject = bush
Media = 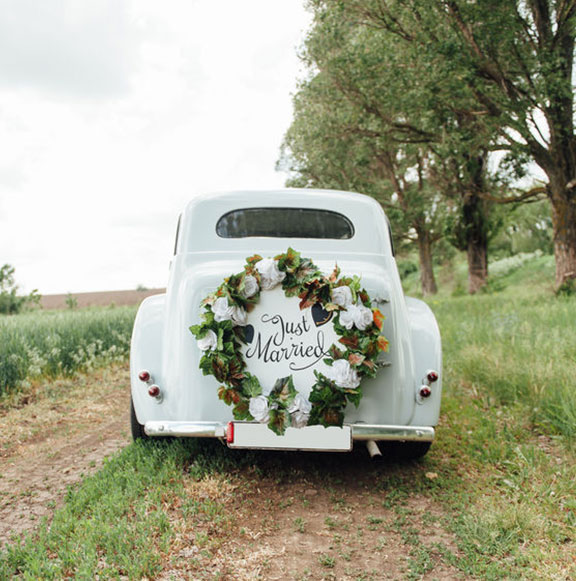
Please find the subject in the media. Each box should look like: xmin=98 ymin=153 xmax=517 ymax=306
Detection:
xmin=0 ymin=265 xmax=40 ymax=315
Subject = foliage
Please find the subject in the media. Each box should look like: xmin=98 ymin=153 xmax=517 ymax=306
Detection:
xmin=0 ymin=306 xmax=135 ymax=396
xmin=340 ymin=0 xmax=576 ymax=288
xmin=190 ymin=248 xmax=389 ymax=434
xmin=280 ymin=1 xmax=515 ymax=294
xmin=0 ymin=264 xmax=40 ymax=315
xmin=490 ymin=199 xmax=554 ymax=258
xmin=65 ymin=293 xmax=78 ymax=310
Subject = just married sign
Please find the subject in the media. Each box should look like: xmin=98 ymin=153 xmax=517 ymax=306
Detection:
xmin=241 ymin=287 xmax=339 ymax=396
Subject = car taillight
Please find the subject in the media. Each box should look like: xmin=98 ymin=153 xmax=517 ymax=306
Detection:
xmin=419 ymin=386 xmax=432 ymax=399
xmin=138 ymin=370 xmax=151 ymax=383
xmin=148 ymin=385 xmax=161 ymax=398
xmin=427 ymin=370 xmax=439 ymax=383
xmin=226 ymin=422 xmax=234 ymax=444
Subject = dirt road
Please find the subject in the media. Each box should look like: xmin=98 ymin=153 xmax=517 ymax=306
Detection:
xmin=0 ymin=367 xmax=461 ymax=579
xmin=0 ymin=366 xmax=130 ymax=547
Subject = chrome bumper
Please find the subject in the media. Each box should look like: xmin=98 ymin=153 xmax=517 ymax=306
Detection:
xmin=144 ymin=421 xmax=434 ymax=442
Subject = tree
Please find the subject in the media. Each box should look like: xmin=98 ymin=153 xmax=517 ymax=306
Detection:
xmin=281 ymin=0 xmax=505 ymax=293
xmin=278 ymin=58 xmax=446 ymax=294
xmin=346 ymin=0 xmax=576 ymax=291
xmin=0 ymin=265 xmax=40 ymax=315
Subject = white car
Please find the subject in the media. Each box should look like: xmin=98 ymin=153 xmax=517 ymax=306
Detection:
xmin=130 ymin=189 xmax=441 ymax=459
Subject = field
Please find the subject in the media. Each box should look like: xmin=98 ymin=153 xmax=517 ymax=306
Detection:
xmin=0 ymin=306 xmax=136 ymax=396
xmin=0 ymin=263 xmax=575 ymax=579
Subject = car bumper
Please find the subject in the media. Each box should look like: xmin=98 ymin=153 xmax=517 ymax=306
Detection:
xmin=144 ymin=421 xmax=434 ymax=450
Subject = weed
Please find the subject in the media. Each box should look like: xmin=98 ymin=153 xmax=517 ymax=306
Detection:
xmin=293 ymin=517 xmax=306 ymax=533
xmin=318 ymin=553 xmax=336 ymax=568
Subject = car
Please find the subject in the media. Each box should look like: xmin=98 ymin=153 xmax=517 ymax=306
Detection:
xmin=130 ymin=189 xmax=442 ymax=459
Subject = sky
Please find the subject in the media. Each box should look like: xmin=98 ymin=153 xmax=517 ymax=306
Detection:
xmin=0 ymin=0 xmax=312 ymax=294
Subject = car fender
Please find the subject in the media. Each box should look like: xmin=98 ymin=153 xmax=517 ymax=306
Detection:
xmin=130 ymin=293 xmax=166 ymax=424
xmin=405 ymin=297 xmax=442 ymax=426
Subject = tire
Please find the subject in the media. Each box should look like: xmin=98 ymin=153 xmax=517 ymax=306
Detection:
xmin=130 ymin=396 xmax=148 ymax=440
xmin=385 ymin=441 xmax=431 ymax=461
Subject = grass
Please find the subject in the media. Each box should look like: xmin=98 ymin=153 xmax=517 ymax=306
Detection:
xmin=431 ymin=292 xmax=576 ymax=439
xmin=1 ymin=258 xmax=575 ymax=579
xmin=0 ymin=306 xmax=136 ymax=396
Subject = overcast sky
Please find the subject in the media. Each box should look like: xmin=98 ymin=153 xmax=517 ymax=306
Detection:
xmin=0 ymin=0 xmax=311 ymax=294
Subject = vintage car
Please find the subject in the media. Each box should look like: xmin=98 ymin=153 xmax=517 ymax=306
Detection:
xmin=130 ymin=189 xmax=441 ymax=459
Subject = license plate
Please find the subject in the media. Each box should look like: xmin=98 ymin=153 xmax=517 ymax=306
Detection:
xmin=227 ymin=423 xmax=352 ymax=452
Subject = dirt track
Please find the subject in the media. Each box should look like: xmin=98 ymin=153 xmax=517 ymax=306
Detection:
xmin=0 ymin=366 xmax=130 ymax=547
xmin=0 ymin=367 xmax=461 ymax=579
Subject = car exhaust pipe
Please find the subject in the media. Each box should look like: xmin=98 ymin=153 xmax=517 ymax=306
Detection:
xmin=366 ymin=440 xmax=382 ymax=459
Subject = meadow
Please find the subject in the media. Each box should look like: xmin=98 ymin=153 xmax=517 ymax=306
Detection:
xmin=0 ymin=258 xmax=575 ymax=579
xmin=0 ymin=306 xmax=136 ymax=397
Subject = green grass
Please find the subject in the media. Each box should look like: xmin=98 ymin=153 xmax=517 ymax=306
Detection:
xmin=0 ymin=306 xmax=136 ymax=396
xmin=431 ymin=292 xmax=576 ymax=439
xmin=0 ymin=441 xmax=190 ymax=579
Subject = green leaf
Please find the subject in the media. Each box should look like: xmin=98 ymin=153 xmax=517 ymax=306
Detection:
xmin=232 ymin=400 xmax=252 ymax=421
xmin=268 ymin=408 xmax=290 ymax=435
xmin=269 ymin=375 xmax=297 ymax=407
xmin=242 ymin=374 xmax=262 ymax=398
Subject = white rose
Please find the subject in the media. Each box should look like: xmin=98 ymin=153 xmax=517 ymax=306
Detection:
xmin=326 ymin=359 xmax=360 ymax=389
xmin=197 ymin=329 xmax=218 ymax=351
xmin=339 ymin=303 xmax=358 ymax=330
xmin=339 ymin=301 xmax=373 ymax=331
xmin=291 ymin=410 xmax=310 ymax=429
xmin=241 ymin=275 xmax=259 ymax=298
xmin=231 ymin=306 xmax=247 ymax=326
xmin=255 ymin=258 xmax=286 ymax=291
xmin=249 ymin=395 xmax=270 ymax=423
xmin=212 ymin=297 xmax=235 ymax=322
xmin=213 ymin=297 xmax=246 ymax=327
xmin=354 ymin=303 xmax=373 ymax=331
xmin=288 ymin=392 xmax=312 ymax=414
xmin=332 ymin=286 xmax=353 ymax=307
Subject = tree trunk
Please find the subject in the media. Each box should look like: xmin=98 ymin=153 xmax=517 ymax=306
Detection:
xmin=548 ymin=184 xmax=576 ymax=290
xmin=462 ymin=193 xmax=489 ymax=294
xmin=415 ymin=225 xmax=438 ymax=295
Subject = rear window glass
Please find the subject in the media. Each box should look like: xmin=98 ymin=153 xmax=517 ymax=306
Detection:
xmin=216 ymin=208 xmax=354 ymax=239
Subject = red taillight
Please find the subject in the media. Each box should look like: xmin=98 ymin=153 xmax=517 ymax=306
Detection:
xmin=138 ymin=370 xmax=151 ymax=382
xmin=427 ymin=370 xmax=439 ymax=383
xmin=419 ymin=386 xmax=432 ymax=399
xmin=226 ymin=421 xmax=234 ymax=444
xmin=148 ymin=385 xmax=161 ymax=398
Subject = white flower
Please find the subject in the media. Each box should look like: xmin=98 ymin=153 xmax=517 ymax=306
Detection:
xmin=339 ymin=301 xmax=373 ymax=331
xmin=241 ymin=275 xmax=259 ymax=298
xmin=212 ymin=297 xmax=247 ymax=326
xmin=212 ymin=297 xmax=235 ymax=322
xmin=255 ymin=258 xmax=286 ymax=291
xmin=288 ymin=393 xmax=312 ymax=414
xmin=231 ymin=306 xmax=247 ymax=326
xmin=332 ymin=285 xmax=353 ymax=307
xmin=289 ymin=393 xmax=312 ymax=429
xmin=249 ymin=395 xmax=270 ymax=423
xmin=354 ymin=303 xmax=374 ymax=330
xmin=197 ymin=329 xmax=218 ymax=351
xmin=292 ymin=410 xmax=310 ymax=429
xmin=326 ymin=359 xmax=360 ymax=389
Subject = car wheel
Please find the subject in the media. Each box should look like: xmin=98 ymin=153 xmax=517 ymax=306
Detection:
xmin=386 ymin=441 xmax=431 ymax=460
xmin=130 ymin=396 xmax=148 ymax=440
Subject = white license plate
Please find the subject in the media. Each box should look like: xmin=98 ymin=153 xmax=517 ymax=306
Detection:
xmin=228 ymin=423 xmax=352 ymax=452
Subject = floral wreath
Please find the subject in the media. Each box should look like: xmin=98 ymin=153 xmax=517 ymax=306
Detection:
xmin=190 ymin=248 xmax=389 ymax=435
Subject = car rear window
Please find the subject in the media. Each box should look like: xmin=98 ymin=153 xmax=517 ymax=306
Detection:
xmin=216 ymin=208 xmax=354 ymax=239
